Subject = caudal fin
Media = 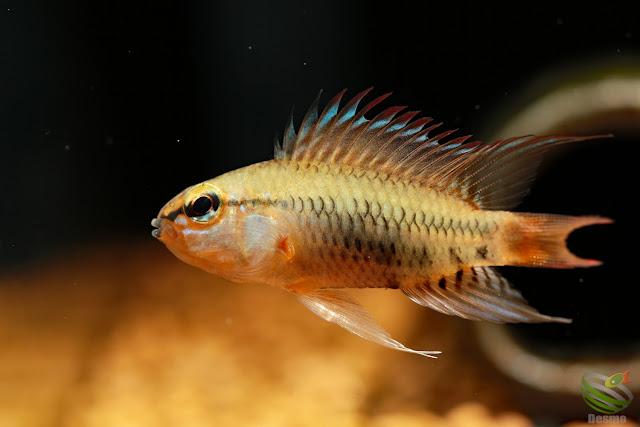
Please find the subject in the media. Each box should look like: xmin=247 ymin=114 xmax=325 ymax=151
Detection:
xmin=507 ymin=213 xmax=611 ymax=269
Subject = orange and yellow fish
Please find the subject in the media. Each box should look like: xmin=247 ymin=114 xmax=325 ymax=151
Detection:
xmin=151 ymin=88 xmax=611 ymax=357
xmin=605 ymin=371 xmax=633 ymax=388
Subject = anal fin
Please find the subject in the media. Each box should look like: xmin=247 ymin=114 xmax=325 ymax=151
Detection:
xmin=290 ymin=287 xmax=440 ymax=358
xmin=402 ymin=267 xmax=571 ymax=324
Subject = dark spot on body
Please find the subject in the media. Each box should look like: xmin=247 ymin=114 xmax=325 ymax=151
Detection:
xmin=449 ymin=247 xmax=462 ymax=265
xmin=386 ymin=275 xmax=400 ymax=289
xmin=390 ymin=242 xmax=396 ymax=255
xmin=343 ymin=237 xmax=350 ymax=250
xmin=476 ymin=245 xmax=489 ymax=259
xmin=438 ymin=278 xmax=447 ymax=290
xmin=455 ymin=270 xmax=463 ymax=284
xmin=417 ymin=245 xmax=432 ymax=268
xmin=355 ymin=238 xmax=362 ymax=252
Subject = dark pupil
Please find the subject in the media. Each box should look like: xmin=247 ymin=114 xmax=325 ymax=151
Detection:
xmin=192 ymin=196 xmax=213 ymax=216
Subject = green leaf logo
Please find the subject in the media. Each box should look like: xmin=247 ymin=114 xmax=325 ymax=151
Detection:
xmin=581 ymin=371 xmax=633 ymax=415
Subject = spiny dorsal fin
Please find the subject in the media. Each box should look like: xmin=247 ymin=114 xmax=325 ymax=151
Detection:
xmin=274 ymin=89 xmax=609 ymax=210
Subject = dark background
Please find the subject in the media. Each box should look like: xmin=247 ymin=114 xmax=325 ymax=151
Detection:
xmin=1 ymin=3 xmax=637 ymax=355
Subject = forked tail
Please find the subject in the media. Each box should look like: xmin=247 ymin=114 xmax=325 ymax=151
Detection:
xmin=507 ymin=213 xmax=612 ymax=268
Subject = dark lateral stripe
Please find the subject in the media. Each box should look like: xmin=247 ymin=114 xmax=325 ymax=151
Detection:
xmin=162 ymin=207 xmax=182 ymax=221
xmin=227 ymin=197 xmax=278 ymax=207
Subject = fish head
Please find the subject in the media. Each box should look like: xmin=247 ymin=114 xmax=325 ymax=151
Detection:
xmin=152 ymin=178 xmax=288 ymax=284
xmin=152 ymin=181 xmax=245 ymax=280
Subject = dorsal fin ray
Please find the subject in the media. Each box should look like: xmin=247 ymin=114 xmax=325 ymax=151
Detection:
xmin=274 ymin=89 xmax=610 ymax=210
xmin=290 ymin=90 xmax=322 ymax=157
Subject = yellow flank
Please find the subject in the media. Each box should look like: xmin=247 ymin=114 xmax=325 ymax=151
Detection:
xmin=213 ymin=159 xmax=505 ymax=291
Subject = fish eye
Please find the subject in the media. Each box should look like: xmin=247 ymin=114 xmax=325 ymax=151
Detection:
xmin=183 ymin=184 xmax=223 ymax=223
xmin=191 ymin=195 xmax=219 ymax=216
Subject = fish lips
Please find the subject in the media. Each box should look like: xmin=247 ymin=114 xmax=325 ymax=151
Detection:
xmin=150 ymin=218 xmax=164 ymax=238
xmin=151 ymin=218 xmax=178 ymax=240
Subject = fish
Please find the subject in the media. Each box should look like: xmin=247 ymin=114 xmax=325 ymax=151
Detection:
xmin=151 ymin=88 xmax=611 ymax=358
xmin=605 ymin=371 xmax=633 ymax=388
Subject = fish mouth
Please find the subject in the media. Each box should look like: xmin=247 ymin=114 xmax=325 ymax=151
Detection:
xmin=151 ymin=218 xmax=164 ymax=239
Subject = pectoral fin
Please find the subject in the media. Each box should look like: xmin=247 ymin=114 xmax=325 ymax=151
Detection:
xmin=290 ymin=287 xmax=440 ymax=358
xmin=241 ymin=215 xmax=295 ymax=278
xmin=403 ymin=267 xmax=571 ymax=323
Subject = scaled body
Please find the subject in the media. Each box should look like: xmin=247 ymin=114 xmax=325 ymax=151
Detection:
xmin=209 ymin=159 xmax=503 ymax=290
xmin=152 ymin=89 xmax=610 ymax=357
